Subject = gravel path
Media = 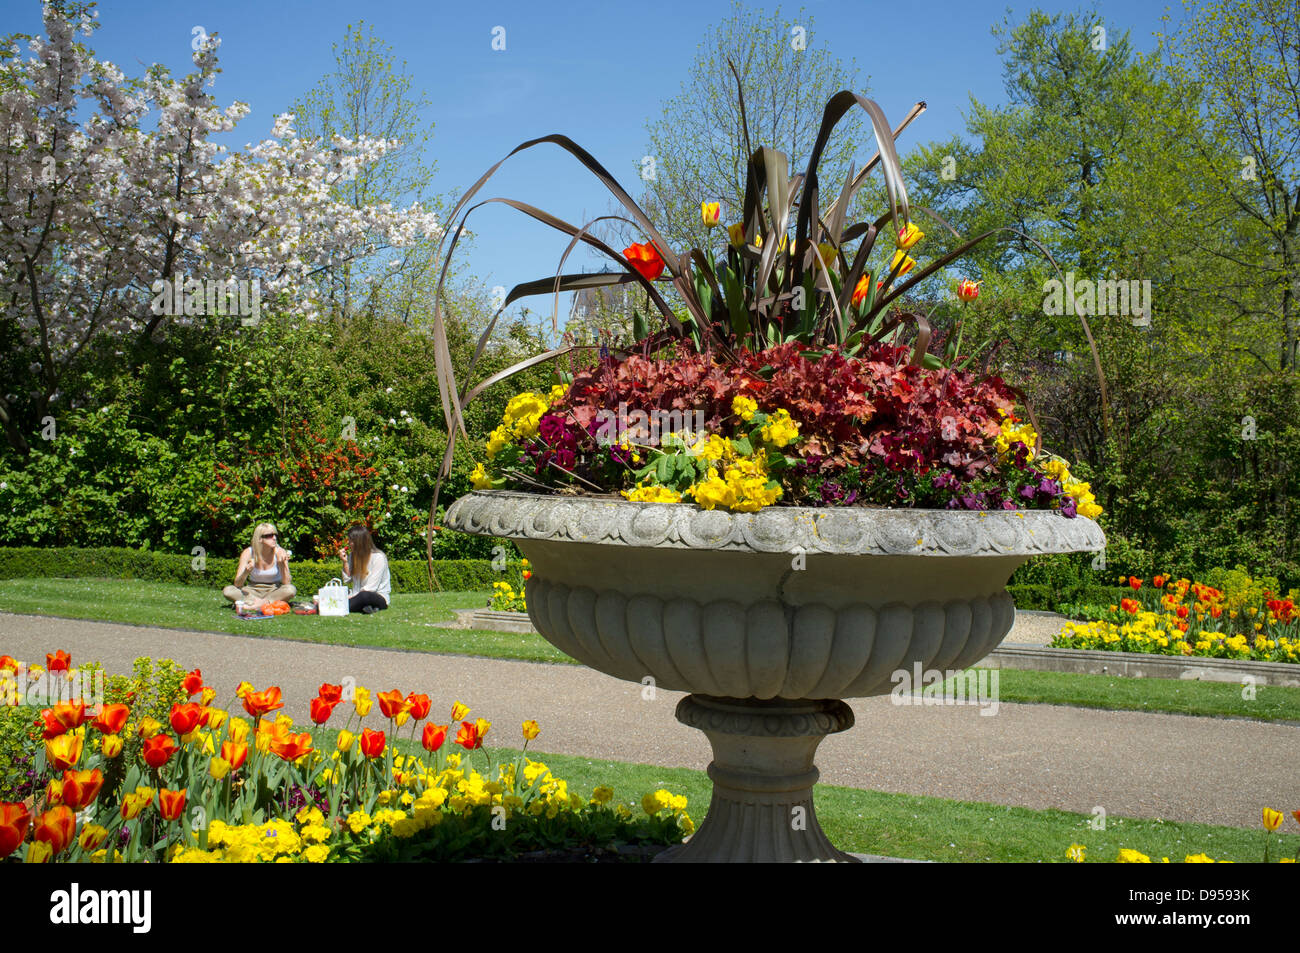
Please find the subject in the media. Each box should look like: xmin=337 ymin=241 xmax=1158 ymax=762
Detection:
xmin=3 ymin=612 xmax=1292 ymax=830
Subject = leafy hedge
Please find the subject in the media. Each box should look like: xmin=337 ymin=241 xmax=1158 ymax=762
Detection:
xmin=0 ymin=547 xmax=503 ymax=594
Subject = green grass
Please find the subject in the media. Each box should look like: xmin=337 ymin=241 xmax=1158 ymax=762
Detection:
xmin=390 ymin=738 xmax=1300 ymax=863
xmin=4 ymin=577 xmax=1300 ymax=721
xmin=989 ymin=668 xmax=1300 ymax=722
xmin=0 ymin=577 xmax=571 ymax=663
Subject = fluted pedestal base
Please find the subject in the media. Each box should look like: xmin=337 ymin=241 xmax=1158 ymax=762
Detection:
xmin=655 ymin=694 xmax=857 ymax=863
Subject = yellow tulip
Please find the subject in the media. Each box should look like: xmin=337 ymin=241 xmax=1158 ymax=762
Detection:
xmin=354 ymin=686 xmax=372 ymax=718
xmin=136 ymin=716 xmax=162 ymax=739
xmin=227 ymin=717 xmax=250 ymax=744
xmin=889 ymin=249 xmax=916 ymax=276
xmin=522 ymin=719 xmax=540 ymax=741
xmin=209 ymin=756 xmax=231 ymax=780
xmin=100 ymin=734 xmax=123 ymax=758
xmin=25 ymin=842 xmax=52 ymax=863
xmin=726 ymin=223 xmax=745 ymax=248
xmin=897 ymin=221 xmax=924 ymax=249
xmin=1263 ymin=807 xmax=1283 ymax=831
xmin=450 ymin=700 xmax=470 ymax=722
xmin=701 ymin=201 xmax=721 ymax=227
xmin=337 ymin=729 xmax=355 ymax=753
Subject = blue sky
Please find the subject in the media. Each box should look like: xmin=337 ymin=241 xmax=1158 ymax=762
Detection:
xmin=1 ymin=0 xmax=1188 ymax=328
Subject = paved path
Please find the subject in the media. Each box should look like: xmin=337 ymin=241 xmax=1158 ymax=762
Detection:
xmin=2 ymin=613 xmax=1294 ymax=830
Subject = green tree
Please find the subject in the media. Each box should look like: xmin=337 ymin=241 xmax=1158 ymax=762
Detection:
xmin=632 ymin=1 xmax=866 ymax=255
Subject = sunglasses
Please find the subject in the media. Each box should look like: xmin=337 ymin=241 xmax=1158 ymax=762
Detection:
xmin=261 ymin=533 xmax=278 ymax=539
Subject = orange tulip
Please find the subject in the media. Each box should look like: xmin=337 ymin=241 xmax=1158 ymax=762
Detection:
xmin=377 ymin=689 xmax=408 ymax=720
xmin=359 ymin=728 xmax=385 ymax=758
xmin=1129 ymin=576 xmax=1142 ymax=590
xmin=34 ymin=805 xmax=76 ymax=855
xmin=270 ymin=732 xmax=314 ymax=763
xmin=141 ymin=734 xmax=178 ymax=769
xmin=405 ymin=693 xmax=431 ymax=721
xmin=220 ymin=740 xmax=248 ymax=771
xmin=0 ymin=802 xmax=30 ymax=859
xmin=157 ymin=788 xmax=187 ymax=822
xmin=851 ymin=274 xmax=872 ymax=308
xmin=92 ymin=703 xmax=130 ymax=735
xmin=182 ymin=668 xmax=204 ymax=697
xmin=45 ymin=650 xmax=71 ymax=673
xmin=622 ymin=243 xmax=665 ymax=282
xmin=1210 ymin=605 xmax=1223 ymax=619
xmin=1153 ymin=574 xmax=1166 ymax=588
xmin=1176 ymin=605 xmax=1189 ymax=619
xmin=41 ymin=701 xmax=88 ymax=738
xmin=317 ymin=683 xmax=343 ymax=703
xmin=309 ymin=696 xmax=338 ymax=725
xmin=241 ymin=686 xmax=284 ymax=720
xmin=956 ymin=279 xmax=981 ymax=302
xmin=0 ymin=655 xmax=18 ymax=673
xmin=45 ymin=778 xmax=63 ymax=806
xmin=455 ymin=720 xmax=483 ymax=750
xmin=60 ymin=769 xmax=104 ymax=810
xmin=169 ymin=702 xmax=205 ymax=736
xmin=421 ymin=722 xmax=448 ymax=752
xmin=45 ymin=733 xmax=83 ymax=771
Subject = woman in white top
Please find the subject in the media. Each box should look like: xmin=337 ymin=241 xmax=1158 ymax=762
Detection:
xmin=223 ymin=522 xmax=296 ymax=608
xmin=338 ymin=524 xmax=391 ymax=614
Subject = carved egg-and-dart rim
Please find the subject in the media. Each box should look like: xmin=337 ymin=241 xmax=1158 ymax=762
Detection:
xmin=444 ymin=490 xmax=1105 ymax=557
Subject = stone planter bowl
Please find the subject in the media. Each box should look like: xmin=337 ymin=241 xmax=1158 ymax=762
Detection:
xmin=445 ymin=490 xmax=1104 ymax=862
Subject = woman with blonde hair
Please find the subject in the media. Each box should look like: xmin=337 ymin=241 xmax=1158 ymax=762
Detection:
xmin=338 ymin=524 xmax=390 ymax=614
xmin=223 ymin=522 xmax=296 ymax=609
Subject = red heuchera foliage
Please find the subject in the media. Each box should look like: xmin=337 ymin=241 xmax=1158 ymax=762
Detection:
xmin=743 ymin=342 xmax=1016 ymax=480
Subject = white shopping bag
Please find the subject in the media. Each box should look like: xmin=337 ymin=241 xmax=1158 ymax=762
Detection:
xmin=317 ymin=578 xmax=349 ymax=616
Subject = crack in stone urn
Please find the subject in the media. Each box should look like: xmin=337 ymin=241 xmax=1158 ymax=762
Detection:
xmin=445 ymin=490 xmax=1105 ymax=863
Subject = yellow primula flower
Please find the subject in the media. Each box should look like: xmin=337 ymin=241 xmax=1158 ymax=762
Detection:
xmin=1066 ymin=843 xmax=1086 ymax=863
xmin=731 ymin=395 xmax=758 ymax=422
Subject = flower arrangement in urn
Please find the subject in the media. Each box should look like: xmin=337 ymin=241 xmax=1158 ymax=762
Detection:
xmin=431 ymin=72 xmax=1103 ymax=525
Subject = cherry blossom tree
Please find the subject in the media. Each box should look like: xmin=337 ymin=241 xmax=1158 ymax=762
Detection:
xmin=0 ymin=2 xmax=442 ymax=452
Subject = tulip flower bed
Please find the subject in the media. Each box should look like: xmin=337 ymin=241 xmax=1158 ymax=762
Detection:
xmin=0 ymin=652 xmax=692 ymax=863
xmin=1066 ymin=808 xmax=1300 ymax=863
xmin=488 ymin=558 xmax=529 ymax=613
xmin=1051 ymin=571 xmax=1300 ymax=664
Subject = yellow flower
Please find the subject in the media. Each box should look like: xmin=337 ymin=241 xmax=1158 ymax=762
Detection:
xmin=346 ymin=811 xmax=372 ymax=835
xmin=701 ymin=201 xmax=721 ymax=227
xmin=101 ymin=734 xmax=123 ymax=758
xmin=642 ymin=789 xmax=672 ymax=816
xmin=759 ymin=408 xmax=800 ymax=448
xmin=450 ymin=700 xmax=470 ymax=722
xmin=303 ymin=844 xmax=330 ymax=863
xmin=621 ymin=482 xmax=683 ymax=503
xmin=816 ymin=242 xmax=837 ymax=268
xmin=679 ymin=812 xmax=695 ymax=835
xmin=78 ymin=825 xmax=109 ymax=851
xmin=235 ymin=681 xmax=254 ymax=699
xmin=726 ymin=223 xmax=746 ymax=248
xmin=897 ymin=221 xmax=924 ymax=249
xmin=1263 ymin=807 xmax=1283 ymax=831
xmin=1117 ymin=848 xmax=1151 ymax=863
xmin=731 ymin=395 xmax=758 ymax=422
xmin=25 ymin=842 xmax=52 ymax=863
xmin=227 ymin=717 xmax=250 ymax=744
xmin=337 ymin=729 xmax=355 ymax=752
xmin=591 ymin=785 xmax=614 ymax=805
xmin=136 ymin=716 xmax=162 ymax=739
xmin=1066 ymin=843 xmax=1086 ymax=863
xmin=209 ymin=756 xmax=231 ymax=780
xmin=889 ymin=249 xmax=916 ymax=276
xmin=1185 ymin=853 xmax=1215 ymax=863
xmin=521 ymin=719 xmax=540 ymax=741
xmin=470 ymin=462 xmax=493 ymax=490
xmin=354 ymin=686 xmax=372 ymax=718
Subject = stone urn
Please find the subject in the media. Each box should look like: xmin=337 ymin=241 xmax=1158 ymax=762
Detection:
xmin=445 ymin=490 xmax=1104 ymax=862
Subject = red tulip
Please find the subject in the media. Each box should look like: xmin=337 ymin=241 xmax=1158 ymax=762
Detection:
xmin=317 ymin=683 xmax=343 ymax=703
xmin=377 ymin=690 xmax=408 ymax=720
xmin=1153 ymin=574 xmax=1166 ymax=588
xmin=182 ymin=669 xmax=204 ymax=697
xmin=309 ymin=696 xmax=338 ymax=725
xmin=455 ymin=720 xmax=483 ymax=750
xmin=141 ymin=734 xmax=178 ymax=769
xmin=421 ymin=722 xmax=448 ymax=752
xmin=1210 ymin=605 xmax=1223 ymax=619
xmin=40 ymin=702 xmax=88 ymax=739
xmin=45 ymin=650 xmax=71 ymax=673
xmin=622 ymin=242 xmax=665 ymax=282
xmin=359 ymin=728 xmax=385 ymax=759
xmin=405 ymin=693 xmax=431 ymax=721
xmin=0 ymin=802 xmax=31 ymax=859
xmin=1176 ymin=605 xmax=1189 ymax=619
xmin=0 ymin=655 xmax=18 ymax=673
xmin=34 ymin=805 xmax=76 ymax=855
xmin=241 ymin=686 xmax=284 ymax=720
xmin=61 ymin=769 xmax=104 ymax=810
xmin=157 ymin=788 xmax=187 ymax=822
xmin=1129 ymin=576 xmax=1141 ymax=590
xmin=169 ymin=702 xmax=204 ymax=736
xmin=92 ymin=703 xmax=130 ymax=735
